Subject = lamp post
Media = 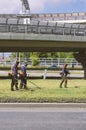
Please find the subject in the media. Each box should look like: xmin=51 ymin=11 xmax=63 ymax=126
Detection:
xmin=2 ymin=53 xmax=4 ymax=59
xmin=16 ymin=52 xmax=20 ymax=60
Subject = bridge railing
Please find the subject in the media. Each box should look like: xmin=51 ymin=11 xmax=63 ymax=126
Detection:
xmin=0 ymin=21 xmax=86 ymax=36
xmin=31 ymin=12 xmax=86 ymax=21
xmin=0 ymin=12 xmax=86 ymax=21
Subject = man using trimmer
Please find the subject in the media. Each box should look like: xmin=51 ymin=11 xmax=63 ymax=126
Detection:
xmin=9 ymin=60 xmax=19 ymax=91
xmin=19 ymin=62 xmax=28 ymax=89
xmin=59 ymin=64 xmax=70 ymax=88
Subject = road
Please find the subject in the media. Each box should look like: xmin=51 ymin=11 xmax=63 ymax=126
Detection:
xmin=0 ymin=107 xmax=86 ymax=130
xmin=0 ymin=70 xmax=84 ymax=78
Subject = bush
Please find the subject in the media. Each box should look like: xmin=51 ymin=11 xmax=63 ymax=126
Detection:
xmin=32 ymin=59 xmax=39 ymax=66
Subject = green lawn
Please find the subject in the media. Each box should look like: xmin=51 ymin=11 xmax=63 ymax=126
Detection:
xmin=0 ymin=79 xmax=86 ymax=103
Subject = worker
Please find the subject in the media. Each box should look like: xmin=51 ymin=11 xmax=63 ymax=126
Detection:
xmin=59 ymin=64 xmax=70 ymax=88
xmin=10 ymin=60 xmax=19 ymax=91
xmin=19 ymin=62 xmax=28 ymax=89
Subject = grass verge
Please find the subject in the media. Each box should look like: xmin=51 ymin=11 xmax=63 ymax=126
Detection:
xmin=0 ymin=79 xmax=86 ymax=103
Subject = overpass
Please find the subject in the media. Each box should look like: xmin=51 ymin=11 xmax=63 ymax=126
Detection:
xmin=0 ymin=32 xmax=86 ymax=52
xmin=0 ymin=19 xmax=86 ymax=52
xmin=0 ymin=13 xmax=86 ymax=77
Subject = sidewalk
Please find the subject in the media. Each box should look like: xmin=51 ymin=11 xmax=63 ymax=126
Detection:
xmin=0 ymin=103 xmax=86 ymax=108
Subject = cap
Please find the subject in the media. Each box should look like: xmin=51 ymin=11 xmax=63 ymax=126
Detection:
xmin=24 ymin=61 xmax=28 ymax=66
xmin=16 ymin=60 xmax=20 ymax=63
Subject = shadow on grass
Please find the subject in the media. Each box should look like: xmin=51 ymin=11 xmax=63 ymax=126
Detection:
xmin=19 ymin=86 xmax=42 ymax=93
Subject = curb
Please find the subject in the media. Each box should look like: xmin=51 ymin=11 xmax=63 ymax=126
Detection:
xmin=0 ymin=103 xmax=86 ymax=108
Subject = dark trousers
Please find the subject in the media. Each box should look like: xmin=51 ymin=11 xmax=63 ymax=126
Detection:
xmin=59 ymin=75 xmax=68 ymax=88
xmin=11 ymin=75 xmax=18 ymax=91
xmin=20 ymin=76 xmax=27 ymax=89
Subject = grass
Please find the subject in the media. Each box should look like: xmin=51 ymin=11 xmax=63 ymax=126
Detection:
xmin=0 ymin=79 xmax=86 ymax=103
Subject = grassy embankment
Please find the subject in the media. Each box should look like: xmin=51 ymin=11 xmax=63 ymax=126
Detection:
xmin=0 ymin=79 xmax=86 ymax=103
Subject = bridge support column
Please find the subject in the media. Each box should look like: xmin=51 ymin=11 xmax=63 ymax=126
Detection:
xmin=73 ymin=52 xmax=86 ymax=79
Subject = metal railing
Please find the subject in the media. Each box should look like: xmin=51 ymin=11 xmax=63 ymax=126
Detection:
xmin=31 ymin=12 xmax=86 ymax=21
xmin=0 ymin=22 xmax=86 ymax=36
xmin=0 ymin=12 xmax=86 ymax=21
xmin=0 ymin=58 xmax=81 ymax=68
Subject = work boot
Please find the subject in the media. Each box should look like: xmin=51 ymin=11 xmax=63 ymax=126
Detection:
xmin=20 ymin=83 xmax=23 ymax=89
xmin=59 ymin=85 xmax=62 ymax=88
xmin=11 ymin=84 xmax=14 ymax=91
xmin=64 ymin=86 xmax=68 ymax=88
xmin=24 ymin=86 xmax=28 ymax=90
xmin=11 ymin=88 xmax=14 ymax=91
xmin=16 ymin=86 xmax=19 ymax=90
xmin=11 ymin=87 xmax=14 ymax=91
xmin=64 ymin=83 xmax=67 ymax=88
xmin=59 ymin=83 xmax=62 ymax=88
xmin=64 ymin=85 xmax=68 ymax=88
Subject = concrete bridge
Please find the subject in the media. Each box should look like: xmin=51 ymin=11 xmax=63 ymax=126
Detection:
xmin=0 ymin=13 xmax=86 ymax=52
xmin=0 ymin=14 xmax=86 ymax=77
xmin=0 ymin=32 xmax=86 ymax=52
xmin=0 ymin=20 xmax=86 ymax=52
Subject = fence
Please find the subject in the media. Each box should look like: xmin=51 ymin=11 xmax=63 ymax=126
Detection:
xmin=0 ymin=21 xmax=86 ymax=36
xmin=38 ymin=58 xmax=81 ymax=68
xmin=0 ymin=58 xmax=81 ymax=68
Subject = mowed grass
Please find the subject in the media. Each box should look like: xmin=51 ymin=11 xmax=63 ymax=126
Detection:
xmin=0 ymin=79 xmax=86 ymax=103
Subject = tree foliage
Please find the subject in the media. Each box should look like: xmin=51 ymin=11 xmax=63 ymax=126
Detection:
xmin=11 ymin=52 xmax=74 ymax=66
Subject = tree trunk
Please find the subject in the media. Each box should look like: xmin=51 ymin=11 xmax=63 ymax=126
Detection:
xmin=73 ymin=52 xmax=86 ymax=79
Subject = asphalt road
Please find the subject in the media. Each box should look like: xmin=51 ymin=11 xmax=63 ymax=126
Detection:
xmin=0 ymin=107 xmax=86 ymax=130
xmin=0 ymin=70 xmax=84 ymax=78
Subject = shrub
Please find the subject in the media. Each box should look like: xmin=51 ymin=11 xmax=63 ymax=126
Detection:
xmin=32 ymin=59 xmax=39 ymax=66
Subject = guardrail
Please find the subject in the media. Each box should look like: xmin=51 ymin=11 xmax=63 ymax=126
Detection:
xmin=0 ymin=12 xmax=86 ymax=21
xmin=0 ymin=24 xmax=86 ymax=36
xmin=0 ymin=23 xmax=86 ymax=36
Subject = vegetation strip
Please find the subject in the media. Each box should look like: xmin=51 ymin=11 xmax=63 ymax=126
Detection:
xmin=0 ymin=79 xmax=86 ymax=103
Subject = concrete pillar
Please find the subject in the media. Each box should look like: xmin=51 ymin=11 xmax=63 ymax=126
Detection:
xmin=73 ymin=51 xmax=86 ymax=79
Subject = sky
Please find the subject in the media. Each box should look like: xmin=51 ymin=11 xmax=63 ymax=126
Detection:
xmin=0 ymin=0 xmax=86 ymax=14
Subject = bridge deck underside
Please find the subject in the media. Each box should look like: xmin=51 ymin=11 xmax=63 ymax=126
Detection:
xmin=0 ymin=39 xmax=86 ymax=52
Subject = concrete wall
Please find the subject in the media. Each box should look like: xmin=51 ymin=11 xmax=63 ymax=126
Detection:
xmin=0 ymin=33 xmax=86 ymax=52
